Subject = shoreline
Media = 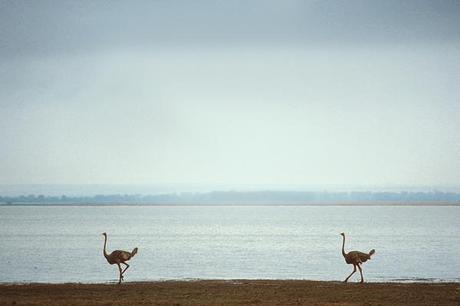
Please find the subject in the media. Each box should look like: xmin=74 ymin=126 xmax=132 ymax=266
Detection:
xmin=2 ymin=201 xmax=460 ymax=206
xmin=1 ymin=280 xmax=459 ymax=305
xmin=2 ymin=278 xmax=460 ymax=285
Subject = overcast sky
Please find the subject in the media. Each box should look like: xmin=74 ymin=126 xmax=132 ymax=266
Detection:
xmin=1 ymin=0 xmax=459 ymax=189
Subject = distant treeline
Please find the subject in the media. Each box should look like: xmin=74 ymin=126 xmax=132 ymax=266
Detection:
xmin=1 ymin=191 xmax=460 ymax=205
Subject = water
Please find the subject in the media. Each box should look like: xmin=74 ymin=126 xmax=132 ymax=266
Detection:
xmin=1 ymin=206 xmax=459 ymax=283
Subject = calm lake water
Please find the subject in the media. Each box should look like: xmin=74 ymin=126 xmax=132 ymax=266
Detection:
xmin=1 ymin=206 xmax=459 ymax=283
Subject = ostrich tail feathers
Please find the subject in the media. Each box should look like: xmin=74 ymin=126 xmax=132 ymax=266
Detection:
xmin=131 ymin=247 xmax=138 ymax=257
xmin=369 ymin=249 xmax=375 ymax=256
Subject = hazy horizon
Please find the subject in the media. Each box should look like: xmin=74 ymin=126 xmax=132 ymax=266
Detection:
xmin=1 ymin=183 xmax=460 ymax=197
xmin=1 ymin=1 xmax=459 ymax=187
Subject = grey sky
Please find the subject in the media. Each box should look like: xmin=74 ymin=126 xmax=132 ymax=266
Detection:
xmin=1 ymin=0 xmax=460 ymax=188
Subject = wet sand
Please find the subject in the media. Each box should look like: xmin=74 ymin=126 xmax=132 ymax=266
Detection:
xmin=1 ymin=280 xmax=459 ymax=305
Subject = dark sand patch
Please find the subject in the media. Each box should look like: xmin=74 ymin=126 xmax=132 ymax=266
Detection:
xmin=1 ymin=280 xmax=459 ymax=305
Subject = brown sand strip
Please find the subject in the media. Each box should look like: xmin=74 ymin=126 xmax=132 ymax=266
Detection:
xmin=1 ymin=280 xmax=459 ymax=306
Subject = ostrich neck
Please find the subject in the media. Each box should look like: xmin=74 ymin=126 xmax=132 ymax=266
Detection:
xmin=341 ymin=235 xmax=347 ymax=257
xmin=103 ymin=235 xmax=109 ymax=258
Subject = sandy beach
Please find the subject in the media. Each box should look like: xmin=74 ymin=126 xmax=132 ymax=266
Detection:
xmin=1 ymin=280 xmax=459 ymax=305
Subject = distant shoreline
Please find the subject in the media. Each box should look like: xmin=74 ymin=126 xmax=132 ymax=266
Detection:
xmin=1 ymin=201 xmax=460 ymax=206
xmin=1 ymin=280 xmax=459 ymax=305
xmin=3 ymin=190 xmax=460 ymax=207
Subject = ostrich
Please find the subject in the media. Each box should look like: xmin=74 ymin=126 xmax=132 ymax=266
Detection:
xmin=102 ymin=232 xmax=138 ymax=284
xmin=340 ymin=232 xmax=375 ymax=283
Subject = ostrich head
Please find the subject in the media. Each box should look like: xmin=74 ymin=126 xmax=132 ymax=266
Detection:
xmin=340 ymin=232 xmax=345 ymax=236
xmin=102 ymin=232 xmax=107 ymax=236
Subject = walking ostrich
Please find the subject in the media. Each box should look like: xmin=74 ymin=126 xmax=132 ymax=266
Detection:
xmin=340 ymin=232 xmax=375 ymax=283
xmin=102 ymin=233 xmax=138 ymax=284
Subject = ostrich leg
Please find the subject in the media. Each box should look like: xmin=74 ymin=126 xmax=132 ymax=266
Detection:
xmin=121 ymin=263 xmax=130 ymax=275
xmin=357 ymin=264 xmax=364 ymax=283
xmin=117 ymin=263 xmax=123 ymax=284
xmin=344 ymin=264 xmax=357 ymax=282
